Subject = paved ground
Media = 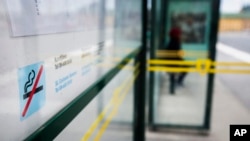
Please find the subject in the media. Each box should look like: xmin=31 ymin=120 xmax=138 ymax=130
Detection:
xmin=217 ymin=32 xmax=250 ymax=110
xmin=219 ymin=32 xmax=250 ymax=53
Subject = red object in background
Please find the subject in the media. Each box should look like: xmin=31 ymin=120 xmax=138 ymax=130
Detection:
xmin=169 ymin=26 xmax=182 ymax=40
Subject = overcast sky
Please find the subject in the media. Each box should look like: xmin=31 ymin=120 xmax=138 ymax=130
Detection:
xmin=221 ymin=0 xmax=250 ymax=13
xmin=147 ymin=0 xmax=250 ymax=13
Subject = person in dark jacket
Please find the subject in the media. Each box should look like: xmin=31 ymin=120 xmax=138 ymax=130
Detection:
xmin=166 ymin=25 xmax=187 ymax=94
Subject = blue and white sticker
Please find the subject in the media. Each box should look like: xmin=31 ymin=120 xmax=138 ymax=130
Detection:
xmin=18 ymin=62 xmax=46 ymax=120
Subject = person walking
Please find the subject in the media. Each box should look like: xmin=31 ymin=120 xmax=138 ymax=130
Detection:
xmin=165 ymin=25 xmax=187 ymax=94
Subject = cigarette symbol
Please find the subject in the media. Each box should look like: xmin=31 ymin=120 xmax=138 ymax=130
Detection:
xmin=22 ymin=66 xmax=44 ymax=117
xmin=23 ymin=70 xmax=43 ymax=99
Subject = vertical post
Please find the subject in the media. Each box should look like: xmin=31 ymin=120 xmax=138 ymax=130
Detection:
xmin=148 ymin=0 xmax=156 ymax=128
xmin=133 ymin=0 xmax=147 ymax=141
xmin=148 ymin=0 xmax=163 ymax=129
xmin=204 ymin=0 xmax=221 ymax=130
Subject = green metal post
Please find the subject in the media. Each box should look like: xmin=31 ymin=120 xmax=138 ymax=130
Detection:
xmin=148 ymin=0 xmax=156 ymax=128
xmin=133 ymin=0 xmax=147 ymax=140
xmin=204 ymin=0 xmax=221 ymax=130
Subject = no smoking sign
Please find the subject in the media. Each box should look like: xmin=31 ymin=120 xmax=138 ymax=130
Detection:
xmin=18 ymin=62 xmax=46 ymax=120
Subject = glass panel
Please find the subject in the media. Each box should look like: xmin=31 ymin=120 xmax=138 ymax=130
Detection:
xmin=100 ymin=60 xmax=136 ymax=141
xmin=153 ymin=0 xmax=212 ymax=126
xmin=55 ymin=59 xmax=135 ymax=141
xmin=114 ymin=0 xmax=142 ymax=48
xmin=0 ymin=0 xmax=101 ymax=139
xmin=0 ymin=0 xmax=141 ymax=139
xmin=55 ymin=0 xmax=141 ymax=140
xmin=154 ymin=72 xmax=207 ymax=125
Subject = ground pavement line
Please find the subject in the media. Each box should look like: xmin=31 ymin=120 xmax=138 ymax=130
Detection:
xmin=217 ymin=43 xmax=250 ymax=63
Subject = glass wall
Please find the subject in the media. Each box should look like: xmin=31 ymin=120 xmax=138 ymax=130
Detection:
xmin=0 ymin=0 xmax=142 ymax=140
xmin=150 ymin=0 xmax=214 ymax=128
xmin=55 ymin=59 xmax=136 ymax=141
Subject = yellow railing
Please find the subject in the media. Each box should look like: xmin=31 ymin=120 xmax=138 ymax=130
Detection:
xmin=148 ymin=59 xmax=250 ymax=75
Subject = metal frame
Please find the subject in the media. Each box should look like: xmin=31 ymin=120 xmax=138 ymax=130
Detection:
xmin=149 ymin=0 xmax=221 ymax=131
xmin=133 ymin=0 xmax=147 ymax=140
xmin=148 ymin=0 xmax=155 ymax=128
xmin=149 ymin=0 xmax=164 ymax=129
xmin=204 ymin=0 xmax=221 ymax=130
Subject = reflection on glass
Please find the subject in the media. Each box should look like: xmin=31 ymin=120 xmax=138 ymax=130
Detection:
xmin=153 ymin=0 xmax=211 ymax=127
xmin=171 ymin=12 xmax=206 ymax=43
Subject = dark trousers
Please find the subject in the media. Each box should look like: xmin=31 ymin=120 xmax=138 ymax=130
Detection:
xmin=169 ymin=72 xmax=187 ymax=94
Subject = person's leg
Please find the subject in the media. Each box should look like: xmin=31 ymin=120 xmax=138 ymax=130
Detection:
xmin=177 ymin=72 xmax=187 ymax=86
xmin=169 ymin=73 xmax=175 ymax=94
xmin=177 ymin=58 xmax=188 ymax=86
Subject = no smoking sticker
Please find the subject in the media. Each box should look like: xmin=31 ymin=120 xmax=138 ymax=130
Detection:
xmin=18 ymin=62 xmax=46 ymax=120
